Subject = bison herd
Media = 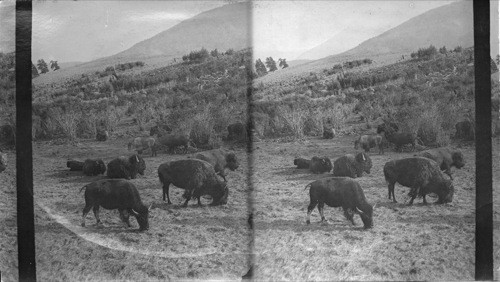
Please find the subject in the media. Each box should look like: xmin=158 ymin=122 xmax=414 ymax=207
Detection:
xmin=295 ymin=122 xmax=466 ymax=229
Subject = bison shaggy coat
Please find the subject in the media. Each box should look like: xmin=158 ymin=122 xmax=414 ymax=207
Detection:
xmin=294 ymin=157 xmax=311 ymax=169
xmin=193 ymin=149 xmax=239 ymax=181
xmin=158 ymin=159 xmax=228 ymax=207
xmin=82 ymin=159 xmax=106 ymax=176
xmin=305 ymin=177 xmax=373 ymax=229
xmin=309 ymin=156 xmax=333 ymax=174
xmin=67 ymin=159 xmax=84 ymax=171
xmin=383 ymin=157 xmax=454 ymax=205
xmin=332 ymin=152 xmax=372 ymax=178
xmin=384 ymin=131 xmax=418 ymax=152
xmin=80 ymin=179 xmax=149 ymax=231
xmin=416 ymin=147 xmax=465 ymax=179
xmin=354 ymin=134 xmax=384 ymax=154
xmin=107 ymin=155 xmax=146 ymax=180
xmin=156 ymin=134 xmax=190 ymax=154
xmin=227 ymin=122 xmax=247 ymax=141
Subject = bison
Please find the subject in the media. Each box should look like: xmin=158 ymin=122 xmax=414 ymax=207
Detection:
xmin=323 ymin=126 xmax=335 ymax=139
xmin=0 ymin=152 xmax=6 ymax=173
xmin=107 ymin=155 xmax=146 ymax=180
xmin=415 ymin=147 xmax=465 ymax=180
xmin=294 ymin=157 xmax=311 ymax=169
xmin=80 ymin=179 xmax=150 ymax=231
xmin=227 ymin=122 xmax=247 ymax=141
xmin=193 ymin=149 xmax=239 ymax=181
xmin=377 ymin=122 xmax=399 ymax=135
xmin=156 ymin=133 xmax=191 ymax=154
xmin=332 ymin=152 xmax=372 ymax=178
xmin=455 ymin=120 xmax=474 ymax=140
xmin=305 ymin=177 xmax=373 ymax=229
xmin=82 ymin=159 xmax=106 ymax=176
xmin=354 ymin=134 xmax=384 ymax=154
xmin=150 ymin=124 xmax=172 ymax=137
xmin=158 ymin=159 xmax=228 ymax=207
xmin=128 ymin=137 xmax=157 ymax=157
xmin=67 ymin=159 xmax=84 ymax=171
xmin=96 ymin=130 xmax=109 ymax=141
xmin=383 ymin=157 xmax=454 ymax=205
xmin=384 ymin=131 xmax=418 ymax=152
xmin=310 ymin=156 xmax=332 ymax=174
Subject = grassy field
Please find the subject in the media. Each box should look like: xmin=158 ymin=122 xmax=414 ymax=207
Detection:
xmin=30 ymin=129 xmax=252 ymax=280
xmin=251 ymin=130 xmax=476 ymax=280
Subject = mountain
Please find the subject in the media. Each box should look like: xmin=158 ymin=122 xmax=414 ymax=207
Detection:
xmin=112 ymin=2 xmax=250 ymax=61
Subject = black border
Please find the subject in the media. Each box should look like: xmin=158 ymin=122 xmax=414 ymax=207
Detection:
xmin=16 ymin=0 xmax=35 ymax=281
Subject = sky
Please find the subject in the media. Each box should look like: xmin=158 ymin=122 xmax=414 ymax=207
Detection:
xmin=252 ymin=1 xmax=456 ymax=61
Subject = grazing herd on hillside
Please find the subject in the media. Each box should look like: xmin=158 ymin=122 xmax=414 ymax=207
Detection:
xmin=295 ymin=122 xmax=465 ymax=229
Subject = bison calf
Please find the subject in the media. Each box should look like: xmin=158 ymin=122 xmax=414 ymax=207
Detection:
xmin=158 ymin=159 xmax=228 ymax=207
xmin=332 ymin=152 xmax=372 ymax=178
xmin=294 ymin=157 xmax=311 ymax=169
xmin=193 ymin=149 xmax=239 ymax=181
xmin=354 ymin=134 xmax=384 ymax=154
xmin=107 ymin=155 xmax=146 ymax=180
xmin=310 ymin=156 xmax=332 ymax=174
xmin=415 ymin=147 xmax=465 ymax=180
xmin=305 ymin=177 xmax=373 ymax=229
xmin=80 ymin=179 xmax=150 ymax=231
xmin=83 ymin=159 xmax=106 ymax=176
xmin=383 ymin=157 xmax=454 ymax=205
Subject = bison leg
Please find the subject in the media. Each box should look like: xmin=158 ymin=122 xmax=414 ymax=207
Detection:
xmin=182 ymin=191 xmax=192 ymax=207
xmin=422 ymin=194 xmax=428 ymax=205
xmin=81 ymin=204 xmax=92 ymax=227
xmin=93 ymin=206 xmax=101 ymax=225
xmin=162 ymin=182 xmax=172 ymax=204
xmin=306 ymin=200 xmax=318 ymax=224
xmin=318 ymin=202 xmax=326 ymax=222
xmin=388 ymin=182 xmax=397 ymax=203
xmin=119 ymin=209 xmax=131 ymax=227
xmin=407 ymin=187 xmax=420 ymax=205
xmin=343 ymin=208 xmax=355 ymax=225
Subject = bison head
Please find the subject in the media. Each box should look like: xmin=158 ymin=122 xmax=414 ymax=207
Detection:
xmin=226 ymin=153 xmax=239 ymax=171
xmin=452 ymin=151 xmax=465 ymax=169
xmin=131 ymin=205 xmax=150 ymax=231
xmin=437 ymin=179 xmax=454 ymax=204
xmin=129 ymin=154 xmax=146 ymax=176
xmin=355 ymin=152 xmax=372 ymax=174
xmin=356 ymin=205 xmax=373 ymax=229
xmin=210 ymin=181 xmax=228 ymax=206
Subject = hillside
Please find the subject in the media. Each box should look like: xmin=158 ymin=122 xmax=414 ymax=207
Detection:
xmin=258 ymin=1 xmax=473 ymax=84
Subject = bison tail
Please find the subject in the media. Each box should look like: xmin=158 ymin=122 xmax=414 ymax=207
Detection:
xmin=304 ymin=183 xmax=312 ymax=191
xmin=79 ymin=184 xmax=88 ymax=193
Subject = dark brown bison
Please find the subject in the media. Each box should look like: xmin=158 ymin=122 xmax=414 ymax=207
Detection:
xmin=384 ymin=131 xmax=419 ymax=152
xmin=67 ymin=159 xmax=84 ymax=171
xmin=383 ymin=157 xmax=454 ymax=205
xmin=107 ymin=155 xmax=146 ymax=180
xmin=128 ymin=137 xmax=157 ymax=157
xmin=96 ymin=130 xmax=109 ymax=141
xmin=227 ymin=122 xmax=247 ymax=141
xmin=0 ymin=152 xmax=6 ymax=173
xmin=158 ymin=159 xmax=228 ymax=207
xmin=323 ymin=126 xmax=335 ymax=139
xmin=354 ymin=134 xmax=384 ymax=154
xmin=150 ymin=124 xmax=172 ymax=137
xmin=332 ymin=152 xmax=372 ymax=178
xmin=156 ymin=133 xmax=191 ymax=154
xmin=309 ymin=156 xmax=332 ymax=174
xmin=415 ymin=147 xmax=465 ymax=180
xmin=82 ymin=159 xmax=106 ymax=176
xmin=305 ymin=177 xmax=373 ymax=229
xmin=294 ymin=157 xmax=311 ymax=169
xmin=377 ymin=122 xmax=399 ymax=134
xmin=193 ymin=149 xmax=239 ymax=181
xmin=80 ymin=179 xmax=150 ymax=231
xmin=455 ymin=120 xmax=474 ymax=140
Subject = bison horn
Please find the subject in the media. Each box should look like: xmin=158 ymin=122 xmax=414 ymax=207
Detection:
xmin=135 ymin=155 xmax=139 ymax=163
xmin=148 ymin=204 xmax=152 ymax=211
xmin=355 ymin=207 xmax=364 ymax=214
xmin=373 ymin=203 xmax=377 ymax=210
xmin=362 ymin=154 xmax=366 ymax=161
xmin=130 ymin=209 xmax=139 ymax=216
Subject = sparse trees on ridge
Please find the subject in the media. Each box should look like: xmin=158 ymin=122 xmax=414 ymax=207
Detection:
xmin=255 ymin=59 xmax=267 ymax=77
xmin=32 ymin=62 xmax=39 ymax=78
xmin=37 ymin=59 xmax=49 ymax=74
xmin=265 ymin=57 xmax=277 ymax=72
xmin=278 ymin=58 xmax=289 ymax=69
xmin=50 ymin=60 xmax=60 ymax=71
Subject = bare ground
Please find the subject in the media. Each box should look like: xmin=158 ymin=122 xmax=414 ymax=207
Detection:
xmin=251 ymin=135 xmax=476 ymax=280
xmin=31 ymin=137 xmax=251 ymax=281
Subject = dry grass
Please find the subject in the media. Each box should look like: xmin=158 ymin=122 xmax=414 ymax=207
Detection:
xmin=251 ymin=134 xmax=475 ymax=280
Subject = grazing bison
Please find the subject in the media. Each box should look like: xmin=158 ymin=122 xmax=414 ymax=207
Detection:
xmin=294 ymin=157 xmax=311 ymax=169
xmin=377 ymin=122 xmax=399 ymax=134
xmin=0 ymin=152 xmax=7 ymax=173
xmin=80 ymin=179 xmax=150 ymax=231
xmin=128 ymin=137 xmax=157 ymax=157
xmin=227 ymin=122 xmax=246 ymax=141
xmin=96 ymin=130 xmax=109 ymax=141
xmin=383 ymin=157 xmax=454 ymax=205
xmin=310 ymin=156 xmax=333 ymax=174
xmin=193 ymin=149 xmax=239 ymax=181
xmin=384 ymin=131 xmax=418 ymax=152
xmin=332 ymin=152 xmax=372 ymax=178
xmin=156 ymin=134 xmax=191 ymax=154
xmin=67 ymin=159 xmax=84 ymax=171
xmin=305 ymin=177 xmax=373 ymax=229
xmin=150 ymin=124 xmax=172 ymax=137
xmin=107 ymin=155 xmax=146 ymax=180
xmin=354 ymin=134 xmax=384 ymax=154
xmin=158 ymin=159 xmax=228 ymax=207
xmin=323 ymin=126 xmax=335 ymax=139
xmin=82 ymin=159 xmax=106 ymax=176
xmin=416 ymin=147 xmax=465 ymax=180
xmin=455 ymin=120 xmax=474 ymax=140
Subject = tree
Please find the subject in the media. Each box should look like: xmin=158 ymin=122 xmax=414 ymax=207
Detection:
xmin=453 ymin=46 xmax=462 ymax=52
xmin=50 ymin=60 xmax=60 ymax=71
xmin=439 ymin=46 xmax=447 ymax=54
xmin=255 ymin=59 xmax=268 ymax=76
xmin=278 ymin=58 xmax=289 ymax=69
xmin=265 ymin=57 xmax=277 ymax=72
xmin=210 ymin=49 xmax=219 ymax=57
xmin=32 ymin=62 xmax=39 ymax=78
xmin=496 ymin=54 xmax=500 ymax=65
xmin=491 ymin=57 xmax=499 ymax=73
xmin=37 ymin=59 xmax=49 ymax=74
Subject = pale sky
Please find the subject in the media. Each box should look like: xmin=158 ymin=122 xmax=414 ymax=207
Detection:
xmin=253 ymin=1 xmax=457 ymax=61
